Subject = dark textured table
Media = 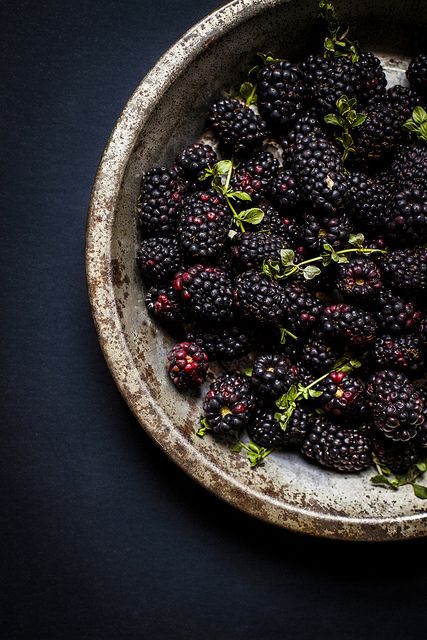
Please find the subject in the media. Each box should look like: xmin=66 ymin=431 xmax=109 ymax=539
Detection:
xmin=1 ymin=1 xmax=425 ymax=638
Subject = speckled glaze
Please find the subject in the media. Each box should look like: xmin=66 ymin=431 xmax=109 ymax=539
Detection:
xmin=86 ymin=0 xmax=427 ymax=540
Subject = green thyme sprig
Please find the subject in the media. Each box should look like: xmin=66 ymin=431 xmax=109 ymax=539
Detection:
xmin=318 ymin=1 xmax=358 ymax=62
xmin=402 ymin=106 xmax=427 ymax=142
xmin=324 ymin=95 xmax=366 ymax=161
xmin=262 ymin=233 xmax=386 ymax=282
xmin=274 ymin=356 xmax=361 ymax=431
xmin=371 ymin=454 xmax=427 ymax=499
xmin=200 ymin=160 xmax=265 ymax=232
xmin=197 ymin=419 xmax=272 ymax=468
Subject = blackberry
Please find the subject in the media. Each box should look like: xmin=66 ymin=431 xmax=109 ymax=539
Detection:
xmin=391 ymin=144 xmax=427 ymax=190
xmin=374 ymin=289 xmax=423 ymax=335
xmin=353 ymin=98 xmax=401 ymax=162
xmin=203 ymin=373 xmax=255 ymax=433
xmin=282 ymin=282 xmax=323 ymax=332
xmin=346 ymin=172 xmax=393 ymax=232
xmin=186 ymin=324 xmax=253 ymax=361
xmin=137 ymin=166 xmax=186 ymax=237
xmin=145 ymin=285 xmax=186 ymax=325
xmin=415 ymin=387 xmax=427 ymax=449
xmin=251 ymin=353 xmax=292 ymax=399
xmin=300 ymin=54 xmax=361 ymax=115
xmin=136 ymin=237 xmax=182 ymax=285
xmin=175 ymin=143 xmax=217 ymax=180
xmin=255 ymin=204 xmax=296 ymax=237
xmin=266 ymin=170 xmax=301 ymax=213
xmin=257 ymin=60 xmax=306 ymax=130
xmin=178 ymin=190 xmax=230 ymax=262
xmin=355 ymin=51 xmax=387 ymax=104
xmin=281 ymin=406 xmax=312 ymax=446
xmin=381 ymin=248 xmax=427 ymax=294
xmin=321 ymin=304 xmax=378 ymax=347
xmin=230 ymin=150 xmax=279 ymax=202
xmin=231 ymin=232 xmax=288 ymax=270
xmin=319 ymin=372 xmax=366 ymax=418
xmin=207 ymin=98 xmax=267 ymax=154
xmin=335 ymin=258 xmax=383 ymax=300
xmin=386 ymin=189 xmax=427 ymax=243
xmin=282 ymin=360 xmax=312 ymax=389
xmin=292 ymin=135 xmax=348 ymax=213
xmin=300 ymin=332 xmax=340 ymax=375
xmin=173 ymin=265 xmax=234 ymax=324
xmin=372 ymin=434 xmax=418 ymax=474
xmin=302 ymin=416 xmax=371 ymax=472
xmin=300 ymin=211 xmax=351 ymax=254
xmin=234 ymin=271 xmax=287 ymax=325
xmin=387 ymin=85 xmax=421 ymax=126
xmin=247 ymin=409 xmax=285 ymax=449
xmin=406 ymin=54 xmax=427 ymax=97
xmin=280 ymin=108 xmax=324 ymax=163
xmin=166 ymin=342 xmax=208 ymax=390
xmin=371 ymin=334 xmax=424 ymax=371
xmin=367 ymin=370 xmax=424 ymax=441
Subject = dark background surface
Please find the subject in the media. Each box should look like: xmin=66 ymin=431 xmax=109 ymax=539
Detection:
xmin=1 ymin=1 xmax=425 ymax=638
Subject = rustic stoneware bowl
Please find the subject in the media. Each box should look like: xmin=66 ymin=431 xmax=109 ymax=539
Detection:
xmin=86 ymin=0 xmax=427 ymax=540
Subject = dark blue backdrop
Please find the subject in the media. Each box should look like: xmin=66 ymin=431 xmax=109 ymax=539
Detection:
xmin=1 ymin=1 xmax=425 ymax=638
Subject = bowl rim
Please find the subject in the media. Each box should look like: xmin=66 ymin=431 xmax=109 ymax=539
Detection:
xmin=85 ymin=0 xmax=427 ymax=541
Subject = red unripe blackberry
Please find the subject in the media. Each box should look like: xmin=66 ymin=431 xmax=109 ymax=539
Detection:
xmin=372 ymin=334 xmax=424 ymax=372
xmin=137 ymin=166 xmax=186 ymax=237
xmin=320 ymin=304 xmax=378 ymax=348
xmin=207 ymin=98 xmax=267 ymax=154
xmin=167 ymin=342 xmax=208 ymax=390
xmin=145 ymin=285 xmax=186 ymax=325
xmin=257 ymin=60 xmax=306 ymax=130
xmin=178 ymin=190 xmax=230 ymax=262
xmin=335 ymin=258 xmax=383 ymax=300
xmin=319 ymin=373 xmax=366 ymax=418
xmin=173 ymin=265 xmax=234 ymax=324
xmin=230 ymin=150 xmax=279 ymax=202
xmin=137 ymin=237 xmax=182 ymax=285
xmin=203 ymin=374 xmax=255 ymax=433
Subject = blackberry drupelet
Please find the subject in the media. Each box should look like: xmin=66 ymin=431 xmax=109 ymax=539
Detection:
xmin=372 ymin=334 xmax=424 ymax=371
xmin=300 ymin=332 xmax=340 ymax=375
xmin=247 ymin=409 xmax=285 ymax=449
xmin=207 ymin=98 xmax=268 ymax=154
xmin=406 ymin=54 xmax=427 ymax=97
xmin=374 ymin=289 xmax=423 ymax=335
xmin=230 ymin=150 xmax=279 ymax=202
xmin=386 ymin=189 xmax=427 ymax=243
xmin=266 ymin=171 xmax=301 ymax=213
xmin=391 ymin=144 xmax=427 ymax=190
xmin=175 ymin=143 xmax=217 ymax=180
xmin=346 ymin=172 xmax=393 ymax=232
xmin=300 ymin=54 xmax=361 ymax=115
xmin=186 ymin=325 xmax=253 ymax=361
xmin=257 ymin=60 xmax=306 ymax=130
xmin=300 ymin=211 xmax=351 ymax=254
xmin=173 ymin=265 xmax=234 ymax=324
xmin=136 ymin=237 xmax=182 ymax=285
xmin=166 ymin=342 xmax=209 ymax=390
xmin=372 ymin=434 xmax=419 ymax=474
xmin=251 ymin=353 xmax=292 ymax=398
xmin=145 ymin=285 xmax=186 ymax=325
xmin=319 ymin=372 xmax=366 ymax=417
xmin=282 ymin=282 xmax=323 ymax=332
xmin=234 ymin=271 xmax=287 ymax=325
xmin=321 ymin=304 xmax=378 ymax=347
xmin=137 ymin=166 xmax=186 ymax=237
xmin=381 ymin=248 xmax=427 ymax=294
xmin=335 ymin=258 xmax=383 ymax=300
xmin=356 ymin=51 xmax=387 ymax=104
xmin=302 ymin=416 xmax=371 ymax=472
xmin=367 ymin=369 xmax=424 ymax=441
xmin=178 ymin=190 xmax=230 ymax=262
xmin=231 ymin=232 xmax=288 ymax=270
xmin=203 ymin=373 xmax=255 ymax=433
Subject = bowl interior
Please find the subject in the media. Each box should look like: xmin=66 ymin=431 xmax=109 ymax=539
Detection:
xmin=89 ymin=0 xmax=427 ymax=539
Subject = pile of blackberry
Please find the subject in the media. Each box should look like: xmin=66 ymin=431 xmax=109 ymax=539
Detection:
xmin=135 ymin=2 xmax=427 ymax=493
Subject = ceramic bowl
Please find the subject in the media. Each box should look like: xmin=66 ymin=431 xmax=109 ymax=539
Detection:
xmin=86 ymin=0 xmax=427 ymax=540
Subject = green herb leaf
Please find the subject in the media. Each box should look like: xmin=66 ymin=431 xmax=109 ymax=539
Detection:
xmin=215 ymin=160 xmax=233 ymax=176
xmin=353 ymin=113 xmax=367 ymax=127
xmin=229 ymin=441 xmax=243 ymax=453
xmin=371 ymin=475 xmax=393 ymax=487
xmin=309 ymin=388 xmax=324 ymax=398
xmin=280 ymin=248 xmax=296 ymax=265
xmin=413 ymin=106 xmax=427 ymax=125
xmin=242 ymin=367 xmax=253 ymax=377
xmin=348 ymin=232 xmax=364 ymax=247
xmin=229 ymin=191 xmax=252 ymax=201
xmin=412 ymin=483 xmax=427 ymax=499
xmin=324 ymin=113 xmax=341 ymax=127
xmin=239 ymin=208 xmax=265 ymax=225
xmin=197 ymin=417 xmax=212 ymax=437
xmin=415 ymin=461 xmax=427 ymax=472
xmin=239 ymin=81 xmax=257 ymax=106
xmin=302 ymin=265 xmax=322 ymax=280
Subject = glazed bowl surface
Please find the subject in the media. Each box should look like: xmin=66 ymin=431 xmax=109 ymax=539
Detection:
xmin=86 ymin=0 xmax=427 ymax=540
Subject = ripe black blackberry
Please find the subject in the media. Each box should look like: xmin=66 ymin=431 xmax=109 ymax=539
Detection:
xmin=300 ymin=211 xmax=351 ymax=254
xmin=231 ymin=232 xmax=288 ymax=270
xmin=415 ymin=387 xmax=427 ymax=449
xmin=203 ymin=373 xmax=255 ymax=433
xmin=178 ymin=190 xmax=230 ymax=262
xmin=300 ymin=332 xmax=340 ymax=375
xmin=136 ymin=237 xmax=182 ymax=285
xmin=175 ymin=143 xmax=217 ymax=180
xmin=251 ymin=353 xmax=292 ymax=399
xmin=387 ymin=85 xmax=421 ymax=126
xmin=254 ymin=204 xmax=299 ymax=239
xmin=282 ymin=282 xmax=323 ymax=332
xmin=346 ymin=172 xmax=393 ymax=232
xmin=281 ymin=406 xmax=312 ymax=446
xmin=355 ymin=51 xmax=387 ymax=104
xmin=335 ymin=258 xmax=383 ymax=300
xmin=391 ymin=144 xmax=427 ymax=191
xmin=145 ymin=285 xmax=186 ymax=326
xmin=207 ymin=98 xmax=267 ymax=154
xmin=406 ymin=54 xmax=427 ymax=97
xmin=302 ymin=416 xmax=371 ymax=472
xmin=319 ymin=371 xmax=366 ymax=417
xmin=372 ymin=434 xmax=418 ymax=474
xmin=230 ymin=150 xmax=279 ymax=202
xmin=374 ymin=289 xmax=423 ymax=335
xmin=381 ymin=248 xmax=427 ymax=294
xmin=321 ymin=304 xmax=378 ymax=348
xmin=352 ymin=98 xmax=401 ymax=163
xmin=247 ymin=409 xmax=285 ymax=449
xmin=266 ymin=171 xmax=301 ymax=213
xmin=386 ymin=189 xmax=427 ymax=243
xmin=137 ymin=166 xmax=186 ymax=237
xmin=280 ymin=108 xmax=324 ymax=164
xmin=173 ymin=265 xmax=234 ymax=324
xmin=371 ymin=334 xmax=424 ymax=372
xmin=300 ymin=54 xmax=361 ymax=115
xmin=257 ymin=60 xmax=306 ymax=130
xmin=292 ymin=135 xmax=348 ymax=213
xmin=367 ymin=370 xmax=424 ymax=441
xmin=234 ymin=271 xmax=287 ymax=325
xmin=166 ymin=342 xmax=209 ymax=390
xmin=186 ymin=324 xmax=253 ymax=361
